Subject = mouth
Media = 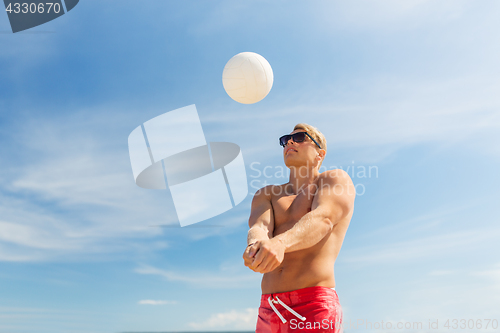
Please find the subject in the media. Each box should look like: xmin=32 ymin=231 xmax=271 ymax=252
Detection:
xmin=285 ymin=147 xmax=298 ymax=155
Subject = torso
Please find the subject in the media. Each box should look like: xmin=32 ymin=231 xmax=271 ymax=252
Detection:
xmin=261 ymin=177 xmax=353 ymax=294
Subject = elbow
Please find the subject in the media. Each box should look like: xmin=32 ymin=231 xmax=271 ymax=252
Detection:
xmin=249 ymin=225 xmax=273 ymax=238
xmin=323 ymin=217 xmax=334 ymax=232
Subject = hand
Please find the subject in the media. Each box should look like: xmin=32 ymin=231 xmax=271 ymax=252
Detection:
xmin=243 ymin=239 xmax=285 ymax=274
xmin=243 ymin=242 xmax=257 ymax=269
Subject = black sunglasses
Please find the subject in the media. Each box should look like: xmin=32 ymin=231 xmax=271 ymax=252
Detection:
xmin=279 ymin=132 xmax=322 ymax=149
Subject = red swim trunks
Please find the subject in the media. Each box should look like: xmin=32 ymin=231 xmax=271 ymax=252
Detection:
xmin=256 ymin=286 xmax=343 ymax=333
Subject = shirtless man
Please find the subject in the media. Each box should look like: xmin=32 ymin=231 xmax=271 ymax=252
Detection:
xmin=243 ymin=123 xmax=355 ymax=332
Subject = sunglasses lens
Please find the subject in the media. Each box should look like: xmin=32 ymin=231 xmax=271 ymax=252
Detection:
xmin=280 ymin=132 xmax=309 ymax=147
xmin=279 ymin=135 xmax=290 ymax=147
xmin=293 ymin=132 xmax=306 ymax=142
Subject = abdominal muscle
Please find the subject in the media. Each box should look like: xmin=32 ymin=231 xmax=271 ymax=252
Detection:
xmin=260 ymin=225 xmax=341 ymax=294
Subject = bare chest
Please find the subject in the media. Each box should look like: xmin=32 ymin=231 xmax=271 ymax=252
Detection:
xmin=271 ymin=188 xmax=316 ymax=233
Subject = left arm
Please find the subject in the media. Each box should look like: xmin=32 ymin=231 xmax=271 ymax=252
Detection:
xmin=250 ymin=170 xmax=355 ymax=273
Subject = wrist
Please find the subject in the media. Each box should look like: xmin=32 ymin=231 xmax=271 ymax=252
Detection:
xmin=273 ymin=237 xmax=286 ymax=250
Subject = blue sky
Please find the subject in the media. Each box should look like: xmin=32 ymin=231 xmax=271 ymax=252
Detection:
xmin=1 ymin=1 xmax=500 ymax=332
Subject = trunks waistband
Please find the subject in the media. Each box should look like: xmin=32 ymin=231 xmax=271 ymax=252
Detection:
xmin=260 ymin=286 xmax=338 ymax=307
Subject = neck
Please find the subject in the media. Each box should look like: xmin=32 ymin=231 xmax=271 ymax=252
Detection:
xmin=287 ymin=163 xmax=320 ymax=194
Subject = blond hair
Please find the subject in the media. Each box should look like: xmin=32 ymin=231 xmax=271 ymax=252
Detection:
xmin=293 ymin=123 xmax=327 ymax=153
xmin=293 ymin=123 xmax=327 ymax=167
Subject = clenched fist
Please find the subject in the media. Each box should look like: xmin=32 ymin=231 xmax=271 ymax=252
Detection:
xmin=243 ymin=238 xmax=286 ymax=274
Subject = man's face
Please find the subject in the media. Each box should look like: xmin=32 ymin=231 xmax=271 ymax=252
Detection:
xmin=282 ymin=129 xmax=321 ymax=168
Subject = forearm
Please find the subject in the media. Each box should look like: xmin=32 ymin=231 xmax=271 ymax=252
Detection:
xmin=272 ymin=209 xmax=333 ymax=253
xmin=247 ymin=225 xmax=271 ymax=245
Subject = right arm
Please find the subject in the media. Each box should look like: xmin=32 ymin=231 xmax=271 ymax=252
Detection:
xmin=247 ymin=186 xmax=274 ymax=244
xmin=243 ymin=186 xmax=274 ymax=270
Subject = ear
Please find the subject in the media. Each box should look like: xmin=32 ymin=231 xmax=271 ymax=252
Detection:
xmin=317 ymin=149 xmax=326 ymax=160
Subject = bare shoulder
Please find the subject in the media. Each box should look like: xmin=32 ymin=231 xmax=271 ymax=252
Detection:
xmin=318 ymin=169 xmax=354 ymax=186
xmin=253 ymin=184 xmax=284 ymax=200
xmin=314 ymin=169 xmax=356 ymax=214
xmin=253 ymin=185 xmax=274 ymax=201
xmin=317 ymin=169 xmax=356 ymax=205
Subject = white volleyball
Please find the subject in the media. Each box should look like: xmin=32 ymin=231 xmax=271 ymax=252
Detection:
xmin=222 ymin=52 xmax=274 ymax=104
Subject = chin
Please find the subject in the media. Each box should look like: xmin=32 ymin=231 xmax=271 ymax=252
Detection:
xmin=284 ymin=159 xmax=303 ymax=168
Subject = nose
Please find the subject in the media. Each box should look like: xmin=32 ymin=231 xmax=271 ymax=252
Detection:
xmin=285 ymin=137 xmax=295 ymax=147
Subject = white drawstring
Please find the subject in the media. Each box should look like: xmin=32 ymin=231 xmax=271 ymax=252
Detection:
xmin=267 ymin=296 xmax=306 ymax=324
xmin=267 ymin=296 xmax=286 ymax=323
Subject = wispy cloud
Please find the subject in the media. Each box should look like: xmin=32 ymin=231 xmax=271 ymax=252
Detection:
xmin=0 ymin=104 xmax=250 ymax=262
xmin=188 ymin=308 xmax=258 ymax=330
xmin=342 ymin=262 xmax=500 ymax=327
xmin=137 ymin=300 xmax=177 ymax=305
xmin=0 ymin=110 xmax=177 ymax=262
xmin=204 ymin=75 xmax=500 ymax=165
xmin=341 ymin=227 xmax=500 ymax=265
xmin=353 ymin=204 xmax=479 ymax=242
xmin=428 ymin=270 xmax=455 ymax=276
xmin=470 ymin=263 xmax=500 ymax=290
xmin=135 ymin=263 xmax=260 ymax=289
xmin=384 ymin=267 xmax=500 ymax=321
xmin=315 ymin=0 xmax=470 ymax=31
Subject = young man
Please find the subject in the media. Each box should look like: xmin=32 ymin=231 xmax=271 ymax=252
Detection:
xmin=243 ymin=123 xmax=355 ymax=332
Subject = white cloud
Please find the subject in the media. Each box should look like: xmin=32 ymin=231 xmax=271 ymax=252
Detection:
xmin=0 ymin=306 xmax=56 ymax=318
xmin=341 ymin=263 xmax=500 ymax=329
xmin=341 ymin=227 xmax=500 ymax=265
xmin=135 ymin=263 xmax=260 ymax=289
xmin=315 ymin=0 xmax=470 ymax=31
xmin=188 ymin=308 xmax=258 ymax=330
xmin=0 ymin=109 xmax=178 ymax=262
xmin=188 ymin=1 xmax=253 ymax=36
xmin=204 ymin=74 xmax=500 ymax=166
xmin=428 ymin=270 xmax=455 ymax=276
xmin=138 ymin=300 xmax=177 ymax=305
xmin=470 ymin=263 xmax=500 ymax=290
xmin=0 ymin=103 xmax=247 ymax=262
xmin=387 ymin=274 xmax=500 ymax=322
